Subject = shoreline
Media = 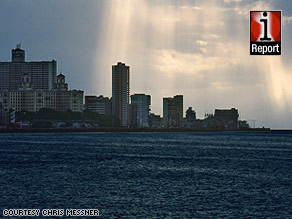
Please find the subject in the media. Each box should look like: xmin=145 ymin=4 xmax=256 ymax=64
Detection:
xmin=0 ymin=127 xmax=275 ymax=133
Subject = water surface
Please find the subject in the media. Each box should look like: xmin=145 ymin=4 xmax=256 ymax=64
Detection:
xmin=0 ymin=132 xmax=291 ymax=218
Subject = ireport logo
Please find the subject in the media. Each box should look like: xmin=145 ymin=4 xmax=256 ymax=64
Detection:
xmin=250 ymin=11 xmax=281 ymax=55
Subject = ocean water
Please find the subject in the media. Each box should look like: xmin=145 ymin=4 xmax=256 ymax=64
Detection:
xmin=0 ymin=131 xmax=292 ymax=218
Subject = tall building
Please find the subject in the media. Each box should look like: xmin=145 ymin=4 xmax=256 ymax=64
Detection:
xmin=112 ymin=62 xmax=130 ymax=127
xmin=130 ymin=94 xmax=151 ymax=128
xmin=85 ymin=95 xmax=111 ymax=115
xmin=163 ymin=95 xmax=183 ymax=128
xmin=0 ymin=46 xmax=57 ymax=91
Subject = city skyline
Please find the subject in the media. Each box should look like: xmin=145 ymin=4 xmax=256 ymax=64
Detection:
xmin=1 ymin=0 xmax=292 ymax=128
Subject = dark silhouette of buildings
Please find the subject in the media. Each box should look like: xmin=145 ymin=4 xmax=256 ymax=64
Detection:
xmin=163 ymin=95 xmax=183 ymax=128
xmin=186 ymin=107 xmax=196 ymax=128
xmin=214 ymin=108 xmax=239 ymax=129
xmin=195 ymin=108 xmax=240 ymax=130
xmin=149 ymin=113 xmax=163 ymax=128
xmin=85 ymin=95 xmax=111 ymax=115
xmin=0 ymin=46 xmax=255 ymax=130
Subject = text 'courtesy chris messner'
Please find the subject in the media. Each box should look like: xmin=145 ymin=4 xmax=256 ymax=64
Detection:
xmin=250 ymin=10 xmax=281 ymax=56
xmin=2 ymin=209 xmax=100 ymax=217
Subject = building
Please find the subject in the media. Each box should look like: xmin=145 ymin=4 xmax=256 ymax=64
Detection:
xmin=214 ymin=108 xmax=239 ymax=129
xmin=53 ymin=75 xmax=70 ymax=112
xmin=186 ymin=107 xmax=196 ymax=128
xmin=163 ymin=95 xmax=183 ymax=128
xmin=54 ymin=73 xmax=68 ymax=91
xmin=85 ymin=95 xmax=111 ymax=115
xmin=149 ymin=113 xmax=163 ymax=128
xmin=194 ymin=108 xmax=239 ymax=130
xmin=69 ymin=90 xmax=84 ymax=112
xmin=0 ymin=73 xmax=83 ymax=113
xmin=0 ymin=102 xmax=3 ymax=126
xmin=130 ymin=94 xmax=151 ymax=128
xmin=0 ymin=101 xmax=15 ymax=127
xmin=0 ymin=45 xmax=56 ymax=91
xmin=112 ymin=62 xmax=130 ymax=126
xmin=12 ymin=44 xmax=25 ymax=62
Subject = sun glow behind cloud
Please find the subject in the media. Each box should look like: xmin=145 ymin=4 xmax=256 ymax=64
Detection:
xmin=94 ymin=0 xmax=292 ymax=128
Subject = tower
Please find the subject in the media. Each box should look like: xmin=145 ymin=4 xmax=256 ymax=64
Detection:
xmin=112 ymin=62 xmax=130 ymax=127
xmin=12 ymin=44 xmax=25 ymax=63
xmin=54 ymin=73 xmax=68 ymax=91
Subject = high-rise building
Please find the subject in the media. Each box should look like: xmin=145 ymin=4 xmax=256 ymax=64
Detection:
xmin=163 ymin=95 xmax=183 ymax=128
xmin=112 ymin=62 xmax=130 ymax=127
xmin=130 ymin=94 xmax=151 ymax=128
xmin=0 ymin=46 xmax=56 ymax=91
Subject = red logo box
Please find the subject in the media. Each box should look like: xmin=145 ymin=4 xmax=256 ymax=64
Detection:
xmin=250 ymin=11 xmax=281 ymax=55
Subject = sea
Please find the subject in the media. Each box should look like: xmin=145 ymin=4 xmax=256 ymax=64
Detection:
xmin=0 ymin=131 xmax=291 ymax=218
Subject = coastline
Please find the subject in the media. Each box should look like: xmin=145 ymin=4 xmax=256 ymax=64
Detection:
xmin=0 ymin=127 xmax=272 ymax=133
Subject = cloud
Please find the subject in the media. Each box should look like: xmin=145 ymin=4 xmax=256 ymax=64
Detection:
xmin=143 ymin=0 xmax=292 ymax=127
xmin=196 ymin=40 xmax=208 ymax=46
xmin=6 ymin=0 xmax=288 ymax=127
xmin=283 ymin=16 xmax=292 ymax=25
xmin=151 ymin=40 xmax=246 ymax=87
xmin=211 ymin=81 xmax=232 ymax=90
xmin=223 ymin=0 xmax=242 ymax=3
xmin=192 ymin=6 xmax=202 ymax=10
xmin=152 ymin=49 xmax=221 ymax=78
xmin=181 ymin=6 xmax=202 ymax=10
xmin=221 ymin=1 xmax=272 ymax=18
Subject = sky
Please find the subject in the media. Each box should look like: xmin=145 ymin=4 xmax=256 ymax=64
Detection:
xmin=1 ymin=0 xmax=292 ymax=128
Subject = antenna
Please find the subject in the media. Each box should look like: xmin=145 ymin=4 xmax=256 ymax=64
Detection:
xmin=16 ymin=43 xmax=21 ymax=49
